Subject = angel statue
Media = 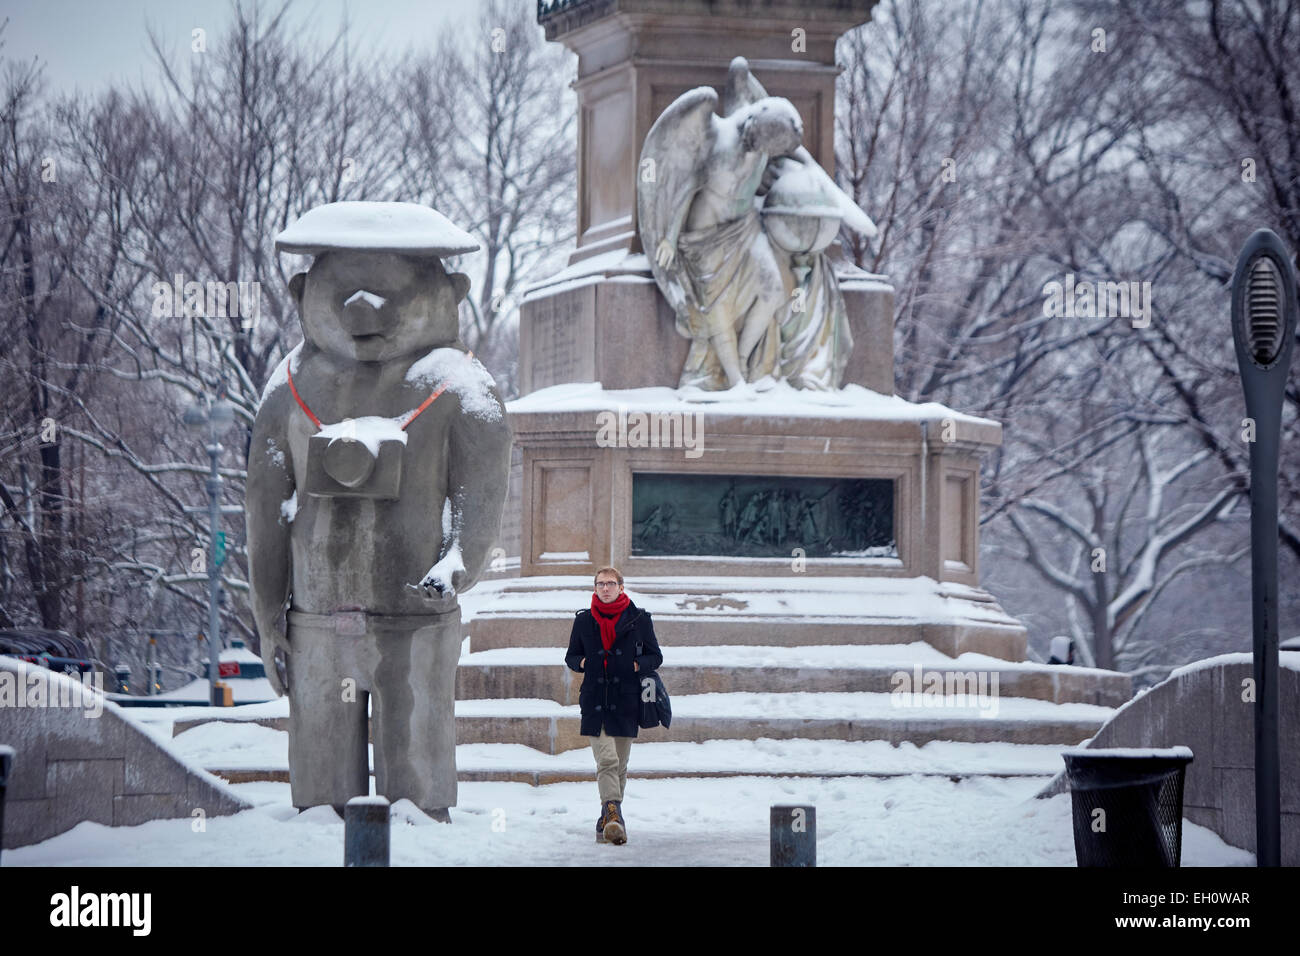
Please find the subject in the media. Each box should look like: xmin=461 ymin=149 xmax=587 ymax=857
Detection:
xmin=638 ymin=57 xmax=878 ymax=392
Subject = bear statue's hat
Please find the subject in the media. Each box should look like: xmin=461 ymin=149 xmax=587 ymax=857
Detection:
xmin=275 ymin=201 xmax=479 ymax=257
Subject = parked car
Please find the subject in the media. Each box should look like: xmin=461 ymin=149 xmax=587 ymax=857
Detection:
xmin=0 ymin=628 xmax=96 ymax=675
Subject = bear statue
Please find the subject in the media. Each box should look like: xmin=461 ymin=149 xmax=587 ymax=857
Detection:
xmin=245 ymin=201 xmax=512 ymax=821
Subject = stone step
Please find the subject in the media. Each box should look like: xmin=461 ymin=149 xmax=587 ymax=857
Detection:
xmin=211 ymin=764 xmax=1058 ymax=786
xmin=462 ymin=575 xmax=1030 ymax=661
xmin=190 ymin=736 xmax=1072 ymax=786
xmin=455 ymin=644 xmax=1130 ymax=708
xmin=172 ymin=692 xmax=1112 ymax=754
xmin=470 ymin=613 xmax=1027 ymax=659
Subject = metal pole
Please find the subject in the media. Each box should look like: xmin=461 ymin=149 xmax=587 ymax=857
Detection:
xmin=207 ymin=437 xmax=224 ymax=707
xmin=1230 ymin=228 xmax=1297 ymax=868
xmin=1248 ymin=412 xmax=1280 ymax=868
xmin=770 ymin=804 xmax=816 ymax=866
xmin=0 ymin=745 xmax=13 ymax=867
xmin=345 ymin=797 xmax=391 ymax=866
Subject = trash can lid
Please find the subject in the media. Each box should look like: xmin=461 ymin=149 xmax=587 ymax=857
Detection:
xmin=1062 ymin=746 xmax=1194 ymax=788
xmin=1061 ymin=746 xmax=1193 ymax=760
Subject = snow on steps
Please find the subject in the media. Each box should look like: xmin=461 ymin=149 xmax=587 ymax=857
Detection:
xmin=456 ymin=643 xmax=1131 ymax=708
xmin=151 ymin=685 xmax=1114 ymax=787
xmin=448 ymin=692 xmax=1114 ymax=753
xmin=465 ymin=576 xmax=1030 ymax=660
xmin=160 ymin=716 xmax=1079 ymax=785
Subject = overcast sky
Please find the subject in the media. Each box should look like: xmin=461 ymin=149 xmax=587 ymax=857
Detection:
xmin=1 ymin=0 xmax=478 ymax=95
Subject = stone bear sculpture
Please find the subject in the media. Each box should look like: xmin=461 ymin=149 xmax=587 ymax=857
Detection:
xmin=246 ymin=202 xmax=512 ymax=820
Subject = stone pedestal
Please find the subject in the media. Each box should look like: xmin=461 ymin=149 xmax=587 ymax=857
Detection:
xmin=519 ymin=253 xmax=895 ymax=396
xmin=507 ymin=385 xmax=996 ymax=584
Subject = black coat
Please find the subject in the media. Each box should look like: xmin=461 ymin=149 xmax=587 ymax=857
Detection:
xmin=565 ymin=599 xmax=663 ymax=737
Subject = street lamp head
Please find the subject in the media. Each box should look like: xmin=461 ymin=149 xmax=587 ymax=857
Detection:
xmin=183 ymin=398 xmax=237 ymax=433
xmin=182 ymin=403 xmax=209 ymax=429
xmin=1231 ymin=229 xmax=1297 ymax=376
xmin=208 ymin=400 xmax=236 ymax=431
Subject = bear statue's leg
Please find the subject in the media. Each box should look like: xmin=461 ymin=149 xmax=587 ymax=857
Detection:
xmin=286 ymin=613 xmax=370 ymax=812
xmin=370 ymin=610 xmax=460 ymax=820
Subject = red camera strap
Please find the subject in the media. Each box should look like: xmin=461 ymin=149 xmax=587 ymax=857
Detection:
xmin=285 ymin=350 xmax=474 ymax=433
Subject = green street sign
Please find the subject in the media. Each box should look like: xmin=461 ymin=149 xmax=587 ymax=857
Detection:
xmin=215 ymin=531 xmax=227 ymax=567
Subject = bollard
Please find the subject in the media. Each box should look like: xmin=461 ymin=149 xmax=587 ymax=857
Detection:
xmin=344 ymin=796 xmax=391 ymax=867
xmin=771 ymin=803 xmax=816 ymax=867
xmin=0 ymin=745 xmax=14 ymax=866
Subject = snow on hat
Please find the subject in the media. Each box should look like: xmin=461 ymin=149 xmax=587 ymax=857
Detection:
xmin=275 ymin=201 xmax=479 ymax=257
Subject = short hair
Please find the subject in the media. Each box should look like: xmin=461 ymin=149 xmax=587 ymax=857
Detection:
xmin=593 ymin=566 xmax=624 ymax=587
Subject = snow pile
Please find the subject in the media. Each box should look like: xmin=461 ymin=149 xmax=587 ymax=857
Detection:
xmin=507 ymin=380 xmax=995 ymax=426
xmin=274 ymin=201 xmax=479 ymax=257
xmin=406 ymin=347 xmax=502 ymax=422
xmin=260 ymin=343 xmax=302 ymax=404
xmin=316 ymin=415 xmax=409 ymax=454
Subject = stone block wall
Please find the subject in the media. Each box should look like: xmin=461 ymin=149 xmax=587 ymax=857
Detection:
xmin=1 ymin=657 xmax=251 ymax=850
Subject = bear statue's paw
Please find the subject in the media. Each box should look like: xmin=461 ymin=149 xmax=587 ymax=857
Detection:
xmin=416 ymin=545 xmax=465 ymax=598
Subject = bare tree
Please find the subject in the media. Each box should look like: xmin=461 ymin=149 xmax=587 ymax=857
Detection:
xmin=835 ymin=0 xmax=1292 ymax=676
xmin=395 ymin=0 xmax=575 ymax=393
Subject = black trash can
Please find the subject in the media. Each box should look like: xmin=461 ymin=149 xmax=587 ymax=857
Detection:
xmin=1063 ymin=747 xmax=1194 ymax=867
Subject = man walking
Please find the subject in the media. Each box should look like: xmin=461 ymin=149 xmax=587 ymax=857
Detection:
xmin=565 ymin=567 xmax=663 ymax=844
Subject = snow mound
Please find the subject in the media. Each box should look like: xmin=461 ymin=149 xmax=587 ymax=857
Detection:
xmin=275 ymin=201 xmax=478 ymax=257
xmin=406 ymin=347 xmax=502 ymax=421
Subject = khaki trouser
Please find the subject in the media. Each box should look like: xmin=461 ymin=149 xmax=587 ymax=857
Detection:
xmin=589 ymin=729 xmax=633 ymax=802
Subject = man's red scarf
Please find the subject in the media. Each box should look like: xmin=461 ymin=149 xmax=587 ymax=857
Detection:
xmin=590 ymin=591 xmax=630 ymax=662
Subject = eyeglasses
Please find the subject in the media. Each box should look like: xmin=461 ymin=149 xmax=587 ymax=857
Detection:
xmin=595 ymin=581 xmax=620 ymax=588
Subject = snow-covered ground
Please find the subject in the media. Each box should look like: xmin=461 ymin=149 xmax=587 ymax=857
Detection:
xmin=158 ymin=720 xmax=1083 ymax=776
xmin=4 ymin=710 xmax=1252 ymax=866
xmin=5 ymin=774 xmax=1252 ymax=867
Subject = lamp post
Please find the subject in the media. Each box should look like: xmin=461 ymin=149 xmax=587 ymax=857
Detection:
xmin=1230 ymin=229 xmax=1297 ymax=868
xmin=183 ymin=392 xmax=237 ymax=706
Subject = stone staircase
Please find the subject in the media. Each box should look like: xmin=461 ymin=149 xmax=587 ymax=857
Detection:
xmin=158 ymin=575 xmax=1131 ymax=788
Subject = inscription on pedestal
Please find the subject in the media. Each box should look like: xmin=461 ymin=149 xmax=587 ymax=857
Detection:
xmin=531 ymin=305 xmax=583 ymax=389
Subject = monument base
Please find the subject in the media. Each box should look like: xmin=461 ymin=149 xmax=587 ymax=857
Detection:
xmin=517 ymin=250 xmax=895 ymax=396
xmin=505 ymin=381 xmax=999 ymax=586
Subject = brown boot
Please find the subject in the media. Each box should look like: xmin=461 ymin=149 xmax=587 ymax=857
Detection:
xmin=603 ymin=799 xmax=626 ymax=845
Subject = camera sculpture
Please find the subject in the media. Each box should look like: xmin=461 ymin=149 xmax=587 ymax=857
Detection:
xmin=246 ymin=201 xmax=512 ymax=821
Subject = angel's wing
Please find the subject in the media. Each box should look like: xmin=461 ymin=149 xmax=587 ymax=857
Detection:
xmin=637 ymin=86 xmax=718 ymax=323
xmin=725 ymin=57 xmax=877 ymax=239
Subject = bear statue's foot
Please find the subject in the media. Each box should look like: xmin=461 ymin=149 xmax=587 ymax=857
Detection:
xmin=425 ymin=807 xmax=451 ymax=824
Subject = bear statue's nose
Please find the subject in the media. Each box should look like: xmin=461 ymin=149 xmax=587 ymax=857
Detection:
xmin=342 ymin=289 xmax=391 ymax=337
